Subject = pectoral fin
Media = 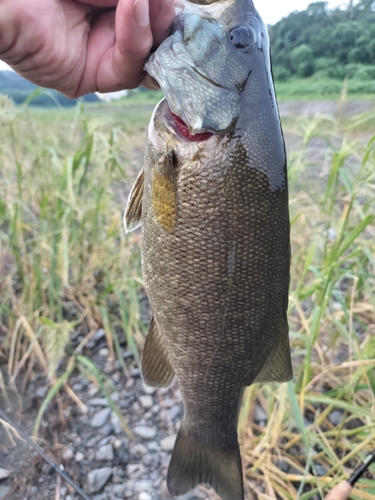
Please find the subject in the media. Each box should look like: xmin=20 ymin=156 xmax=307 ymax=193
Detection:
xmin=253 ymin=330 xmax=293 ymax=384
xmin=152 ymin=151 xmax=177 ymax=232
xmin=124 ymin=170 xmax=144 ymax=233
xmin=141 ymin=317 xmax=175 ymax=388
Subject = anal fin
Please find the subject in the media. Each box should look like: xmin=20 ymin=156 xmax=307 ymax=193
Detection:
xmin=141 ymin=317 xmax=175 ymax=388
xmin=124 ymin=169 xmax=144 ymax=233
xmin=167 ymin=424 xmax=244 ymax=500
xmin=253 ymin=329 xmax=293 ymax=384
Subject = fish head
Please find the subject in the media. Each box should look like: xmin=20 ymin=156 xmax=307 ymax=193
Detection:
xmin=145 ymin=0 xmax=271 ymax=136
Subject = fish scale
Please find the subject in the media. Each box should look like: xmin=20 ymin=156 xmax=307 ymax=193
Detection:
xmin=125 ymin=0 xmax=292 ymax=498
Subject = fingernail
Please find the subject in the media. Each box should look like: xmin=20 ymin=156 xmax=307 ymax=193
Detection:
xmin=133 ymin=0 xmax=150 ymax=27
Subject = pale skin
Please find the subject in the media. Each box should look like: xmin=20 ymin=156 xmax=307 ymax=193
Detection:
xmin=0 ymin=0 xmax=175 ymax=98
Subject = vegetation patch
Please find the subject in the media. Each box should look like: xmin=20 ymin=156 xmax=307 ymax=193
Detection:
xmin=0 ymin=100 xmax=374 ymax=499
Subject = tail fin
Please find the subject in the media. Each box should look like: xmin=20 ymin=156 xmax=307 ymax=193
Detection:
xmin=167 ymin=424 xmax=244 ymax=500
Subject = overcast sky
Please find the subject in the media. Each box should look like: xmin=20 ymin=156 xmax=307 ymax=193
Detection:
xmin=0 ymin=0 xmax=346 ymax=72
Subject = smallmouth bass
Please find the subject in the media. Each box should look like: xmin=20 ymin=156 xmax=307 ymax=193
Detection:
xmin=125 ymin=0 xmax=292 ymax=498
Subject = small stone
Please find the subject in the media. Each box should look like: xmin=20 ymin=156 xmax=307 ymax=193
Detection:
xmin=89 ymin=398 xmax=109 ymax=407
xmin=36 ymin=386 xmax=48 ymax=398
xmin=168 ymin=406 xmax=181 ymax=420
xmin=111 ymin=392 xmax=119 ymax=402
xmin=275 ymin=460 xmax=289 ymax=473
xmin=131 ymin=368 xmax=141 ymax=378
xmin=91 ymin=408 xmax=111 ymax=428
xmin=134 ymin=480 xmax=153 ymax=492
xmin=153 ymin=476 xmax=163 ymax=487
xmin=161 ymin=454 xmax=171 ymax=469
xmin=62 ymin=447 xmax=74 ymax=461
xmin=147 ymin=441 xmax=160 ymax=451
xmin=142 ymin=384 xmax=156 ymax=395
xmin=139 ymin=493 xmax=152 ymax=500
xmin=111 ymin=411 xmax=122 ymax=434
xmin=127 ymin=464 xmax=145 ymax=479
xmin=95 ymin=444 xmax=114 ymax=462
xmin=87 ymin=467 xmax=113 ymax=493
xmin=328 ymin=410 xmax=343 ymax=426
xmin=161 ymin=398 xmax=174 ymax=409
xmin=112 ymin=484 xmax=126 ymax=495
xmin=99 ymin=348 xmax=109 ymax=357
xmin=139 ymin=395 xmax=153 ymax=409
xmin=160 ymin=434 xmax=177 ymax=452
xmin=99 ymin=436 xmax=111 ymax=447
xmin=132 ymin=402 xmax=141 ymax=412
xmin=75 ymin=452 xmax=85 ymax=462
xmin=133 ymin=426 xmax=156 ymax=439
xmin=143 ymin=454 xmax=160 ymax=468
xmin=94 ymin=328 xmax=106 ymax=342
xmin=113 ymin=438 xmax=123 ymax=450
xmin=130 ymin=443 xmax=148 ymax=456
xmin=99 ymin=423 xmax=114 ymax=436
xmin=315 ymin=465 xmax=327 ymax=476
xmin=159 ymin=480 xmax=172 ymax=498
xmin=254 ymin=404 xmax=267 ymax=421
xmin=88 ymin=385 xmax=100 ymax=397
xmin=125 ymin=378 xmax=134 ymax=388
xmin=0 ymin=469 xmax=11 ymax=480
xmin=0 ymin=485 xmax=10 ymax=499
xmin=72 ymin=382 xmax=83 ymax=392
xmin=87 ymin=436 xmax=100 ymax=447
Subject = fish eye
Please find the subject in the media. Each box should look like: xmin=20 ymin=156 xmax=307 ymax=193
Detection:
xmin=229 ymin=26 xmax=252 ymax=49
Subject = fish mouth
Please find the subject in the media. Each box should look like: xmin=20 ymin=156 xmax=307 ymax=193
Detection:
xmin=160 ymin=100 xmax=215 ymax=143
xmin=145 ymin=48 xmax=233 ymax=138
xmin=171 ymin=112 xmax=214 ymax=142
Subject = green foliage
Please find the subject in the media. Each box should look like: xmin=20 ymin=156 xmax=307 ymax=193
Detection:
xmin=0 ymin=71 xmax=99 ymax=107
xmin=270 ymin=0 xmax=375 ymax=86
xmin=272 ymin=65 xmax=291 ymax=82
xmin=290 ymin=44 xmax=315 ymax=77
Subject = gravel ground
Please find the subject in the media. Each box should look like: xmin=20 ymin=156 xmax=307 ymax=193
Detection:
xmin=0 ymin=329 xmax=238 ymax=500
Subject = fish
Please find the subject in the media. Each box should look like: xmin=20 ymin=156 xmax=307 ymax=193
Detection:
xmin=124 ymin=0 xmax=293 ymax=498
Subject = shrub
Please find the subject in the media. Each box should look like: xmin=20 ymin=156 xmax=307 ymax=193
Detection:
xmin=290 ymin=45 xmax=315 ymax=77
xmin=272 ymin=65 xmax=291 ymax=82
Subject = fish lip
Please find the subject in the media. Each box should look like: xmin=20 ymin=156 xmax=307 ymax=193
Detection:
xmin=159 ymin=99 xmax=217 ymax=143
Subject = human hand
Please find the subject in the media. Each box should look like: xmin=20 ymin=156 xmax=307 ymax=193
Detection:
xmin=0 ymin=0 xmax=174 ymax=97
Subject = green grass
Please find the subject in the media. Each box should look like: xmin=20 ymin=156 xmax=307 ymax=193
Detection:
xmin=0 ymin=94 xmax=374 ymax=499
xmin=275 ymin=76 xmax=375 ymax=101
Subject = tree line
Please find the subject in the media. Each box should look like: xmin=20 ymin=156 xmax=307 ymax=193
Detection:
xmin=269 ymin=0 xmax=375 ymax=82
